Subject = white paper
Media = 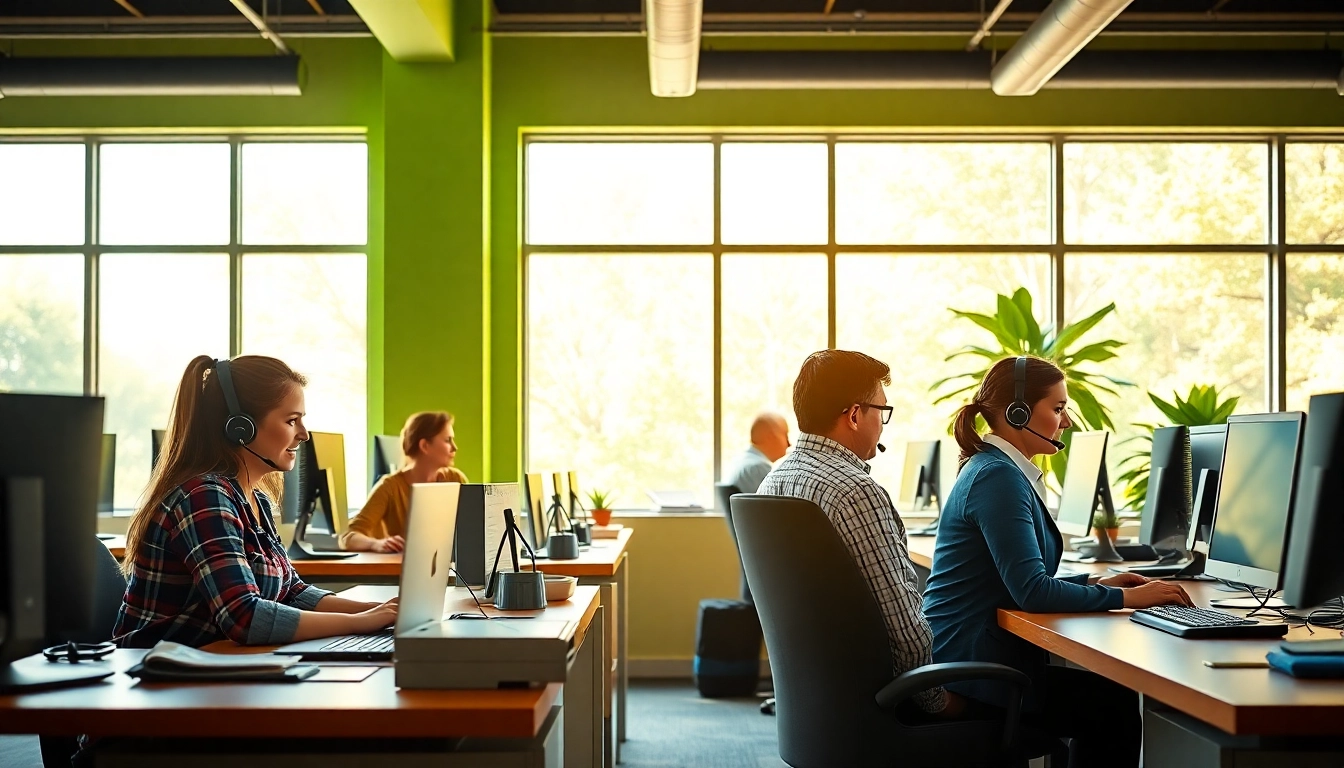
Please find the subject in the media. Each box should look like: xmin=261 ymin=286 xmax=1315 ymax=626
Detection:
xmin=484 ymin=483 xmax=524 ymax=584
xmin=144 ymin=641 xmax=299 ymax=671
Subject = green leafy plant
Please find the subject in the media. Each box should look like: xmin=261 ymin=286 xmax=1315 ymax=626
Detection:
xmin=1117 ymin=385 xmax=1240 ymax=510
xmin=586 ymin=489 xmax=615 ymax=511
xmin=931 ymin=287 xmax=1133 ymax=486
xmin=1093 ymin=500 xmax=1121 ymax=531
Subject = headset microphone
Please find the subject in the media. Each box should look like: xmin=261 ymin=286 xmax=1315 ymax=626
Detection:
xmin=876 ymin=443 xmax=886 ymax=453
xmin=243 ymin=444 xmax=282 ymax=471
xmin=1025 ymin=425 xmax=1067 ymax=451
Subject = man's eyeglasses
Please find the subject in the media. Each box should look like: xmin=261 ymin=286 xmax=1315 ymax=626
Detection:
xmin=857 ymin=403 xmax=893 ymax=425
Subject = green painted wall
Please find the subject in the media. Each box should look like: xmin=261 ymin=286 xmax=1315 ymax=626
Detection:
xmin=379 ymin=0 xmax=491 ymax=481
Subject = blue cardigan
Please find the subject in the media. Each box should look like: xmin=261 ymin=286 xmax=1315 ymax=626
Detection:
xmin=922 ymin=444 xmax=1123 ymax=710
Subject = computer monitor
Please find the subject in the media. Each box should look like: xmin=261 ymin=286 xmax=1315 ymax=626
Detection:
xmin=150 ymin=428 xmax=166 ymax=472
xmin=371 ymin=435 xmax=402 ymax=486
xmin=0 ymin=394 xmax=103 ymax=649
xmin=1185 ymin=424 xmax=1227 ymax=551
xmin=898 ymin=440 xmax=939 ymax=512
xmin=1057 ymin=431 xmax=1115 ymax=537
xmin=1138 ymin=426 xmax=1191 ymax=549
xmin=550 ymin=471 xmax=569 ymax=518
xmin=567 ymin=470 xmax=585 ymax=522
xmin=308 ymin=432 xmax=349 ymax=535
xmin=523 ymin=473 xmax=547 ymax=546
xmin=98 ymin=434 xmax=116 ymax=516
xmin=1283 ymin=393 xmax=1344 ymax=608
xmin=1204 ymin=412 xmax=1305 ymax=591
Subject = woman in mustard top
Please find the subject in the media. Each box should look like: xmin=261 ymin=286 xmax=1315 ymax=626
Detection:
xmin=339 ymin=411 xmax=469 ymax=552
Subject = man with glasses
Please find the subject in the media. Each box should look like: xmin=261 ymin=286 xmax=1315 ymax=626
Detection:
xmin=758 ymin=349 xmax=962 ymax=717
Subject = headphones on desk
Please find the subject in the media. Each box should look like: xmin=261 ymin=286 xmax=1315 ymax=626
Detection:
xmin=1005 ymin=356 xmax=1033 ymax=430
xmin=214 ymin=358 xmax=257 ymax=446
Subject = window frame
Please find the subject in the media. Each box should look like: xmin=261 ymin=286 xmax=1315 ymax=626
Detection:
xmin=522 ymin=134 xmax=1344 ymax=496
xmin=0 ymin=135 xmax=369 ymax=514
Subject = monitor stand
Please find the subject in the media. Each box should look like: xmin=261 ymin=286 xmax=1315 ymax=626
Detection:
xmin=287 ymin=507 xmax=355 ymax=561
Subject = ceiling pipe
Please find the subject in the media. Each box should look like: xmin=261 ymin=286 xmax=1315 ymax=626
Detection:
xmin=646 ymin=0 xmax=703 ymax=97
xmin=0 ymin=56 xmax=305 ymax=96
xmin=227 ymin=0 xmax=292 ymax=55
xmin=697 ymin=49 xmax=1344 ymax=92
xmin=966 ymin=0 xmax=1015 ymax=52
xmin=990 ymin=0 xmax=1134 ymax=96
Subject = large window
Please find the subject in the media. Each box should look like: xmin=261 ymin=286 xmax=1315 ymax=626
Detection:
xmin=0 ymin=139 xmax=368 ymax=513
xmin=525 ymin=137 xmax=1344 ymax=510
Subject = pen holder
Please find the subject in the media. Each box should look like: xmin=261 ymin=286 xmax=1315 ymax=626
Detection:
xmin=572 ymin=519 xmax=592 ymax=545
xmin=546 ymin=532 xmax=580 ymax=560
xmin=494 ymin=571 xmax=546 ymax=611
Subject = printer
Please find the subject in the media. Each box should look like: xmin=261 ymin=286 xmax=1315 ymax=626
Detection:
xmin=394 ymin=617 xmax=581 ymax=690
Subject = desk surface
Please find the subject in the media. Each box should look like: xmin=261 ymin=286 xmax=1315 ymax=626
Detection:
xmin=103 ymin=528 xmax=633 ymax=579
xmin=904 ymin=526 xmax=1344 ymax=737
xmin=0 ymin=586 xmax=599 ymax=740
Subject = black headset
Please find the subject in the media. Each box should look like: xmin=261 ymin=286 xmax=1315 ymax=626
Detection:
xmin=1005 ymin=356 xmax=1033 ymax=430
xmin=214 ymin=358 xmax=257 ymax=446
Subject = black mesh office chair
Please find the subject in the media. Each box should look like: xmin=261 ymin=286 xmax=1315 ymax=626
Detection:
xmin=730 ymin=494 xmax=1063 ymax=768
xmin=40 ymin=537 xmax=128 ymax=768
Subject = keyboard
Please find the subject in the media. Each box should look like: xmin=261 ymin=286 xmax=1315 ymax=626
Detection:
xmin=316 ymin=629 xmax=395 ymax=654
xmin=1130 ymin=605 xmax=1289 ymax=639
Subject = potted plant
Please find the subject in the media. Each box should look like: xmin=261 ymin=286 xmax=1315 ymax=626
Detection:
xmin=932 ymin=287 xmax=1133 ymax=488
xmin=587 ymin=489 xmax=615 ymax=527
xmin=1093 ymin=499 xmax=1121 ymax=543
xmin=1117 ymin=385 xmax=1240 ymax=511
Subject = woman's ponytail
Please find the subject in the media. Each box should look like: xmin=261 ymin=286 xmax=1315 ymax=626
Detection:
xmin=953 ymin=401 xmax=986 ymax=468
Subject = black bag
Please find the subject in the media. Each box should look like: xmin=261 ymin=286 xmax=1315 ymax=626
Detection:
xmin=693 ymin=598 xmax=762 ymax=698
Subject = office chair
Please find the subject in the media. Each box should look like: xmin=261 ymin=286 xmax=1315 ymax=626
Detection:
xmin=39 ymin=537 xmax=128 ymax=768
xmin=714 ymin=482 xmax=751 ymax=603
xmin=730 ymin=495 xmax=1063 ymax=768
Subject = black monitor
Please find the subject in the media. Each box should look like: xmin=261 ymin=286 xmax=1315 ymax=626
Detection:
xmin=0 ymin=394 xmax=103 ymax=650
xmin=1283 ymin=393 xmax=1344 ymax=608
xmin=98 ymin=434 xmax=116 ymax=516
xmin=150 ymin=428 xmax=166 ymax=472
xmin=1138 ymin=426 xmax=1191 ymax=549
xmin=1185 ymin=424 xmax=1227 ymax=552
xmin=371 ymin=435 xmax=402 ymax=486
xmin=898 ymin=440 xmax=940 ymax=512
xmin=1204 ymin=412 xmax=1305 ymax=591
xmin=281 ymin=440 xmax=355 ymax=561
xmin=523 ymin=473 xmax=547 ymax=547
xmin=1057 ymin=431 xmax=1115 ymax=537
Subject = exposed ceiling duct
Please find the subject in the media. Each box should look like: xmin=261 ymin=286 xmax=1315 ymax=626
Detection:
xmin=697 ymin=50 xmax=1344 ymax=93
xmin=990 ymin=0 xmax=1135 ymax=96
xmin=0 ymin=56 xmax=305 ymax=97
xmin=646 ymin=0 xmax=703 ymax=98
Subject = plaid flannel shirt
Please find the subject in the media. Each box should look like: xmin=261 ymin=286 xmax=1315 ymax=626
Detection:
xmin=757 ymin=433 xmax=947 ymax=714
xmin=113 ymin=474 xmax=331 ymax=648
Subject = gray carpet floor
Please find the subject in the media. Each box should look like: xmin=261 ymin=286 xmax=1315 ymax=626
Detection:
xmin=0 ymin=680 xmax=784 ymax=768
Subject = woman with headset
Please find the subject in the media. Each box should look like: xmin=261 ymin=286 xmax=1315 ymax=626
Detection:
xmin=113 ymin=355 xmax=398 ymax=648
xmin=921 ymin=356 xmax=1192 ymax=768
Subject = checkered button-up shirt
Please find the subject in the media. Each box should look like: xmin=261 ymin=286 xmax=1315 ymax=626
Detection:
xmin=758 ymin=433 xmax=946 ymax=713
xmin=113 ymin=474 xmax=331 ymax=648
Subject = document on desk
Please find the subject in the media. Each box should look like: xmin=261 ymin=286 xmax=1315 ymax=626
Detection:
xmin=308 ymin=666 xmax=381 ymax=683
xmin=483 ymin=483 xmax=523 ymax=585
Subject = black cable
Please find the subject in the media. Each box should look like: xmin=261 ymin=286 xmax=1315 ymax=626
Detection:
xmin=450 ymin=567 xmax=491 ymax=619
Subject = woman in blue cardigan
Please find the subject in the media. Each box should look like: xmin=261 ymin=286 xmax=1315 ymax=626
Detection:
xmin=922 ymin=356 xmax=1191 ymax=767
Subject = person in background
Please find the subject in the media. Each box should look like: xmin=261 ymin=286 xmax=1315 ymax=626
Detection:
xmin=922 ymin=355 xmax=1192 ymax=768
xmin=114 ymin=355 xmax=398 ymax=649
xmin=759 ymin=349 xmax=962 ymax=718
xmin=725 ymin=411 xmax=791 ymax=494
xmin=340 ymin=411 xmax=468 ymax=552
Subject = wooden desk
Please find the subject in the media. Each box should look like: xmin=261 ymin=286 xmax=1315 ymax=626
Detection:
xmin=103 ymin=527 xmax=633 ymax=763
xmin=0 ymin=585 xmax=605 ymax=767
xmin=999 ymin=578 xmax=1344 ymax=738
xmin=103 ymin=535 xmax=126 ymax=559
xmin=907 ymin=528 xmax=1344 ymax=763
